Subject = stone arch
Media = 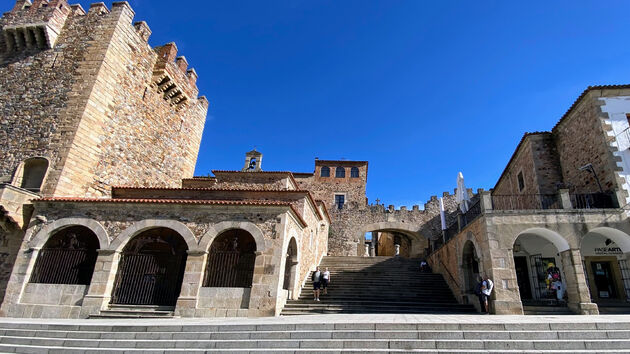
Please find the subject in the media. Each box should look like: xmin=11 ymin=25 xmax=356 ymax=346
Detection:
xmin=512 ymin=227 xmax=570 ymax=252
xmin=283 ymin=235 xmax=300 ymax=294
xmin=110 ymin=219 xmax=199 ymax=253
xmin=29 ymin=217 xmax=109 ymax=250
xmin=357 ymin=222 xmax=424 ymax=242
xmin=12 ymin=156 xmax=50 ymax=192
xmin=461 ymin=240 xmax=481 ymax=293
xmin=199 ymin=221 xmax=267 ymax=253
xmin=580 ymin=227 xmax=630 ymax=254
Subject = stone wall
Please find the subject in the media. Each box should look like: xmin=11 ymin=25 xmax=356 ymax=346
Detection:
xmin=0 ymin=1 xmax=208 ymax=198
xmin=0 ymin=218 xmax=24 ymax=310
xmin=553 ymin=90 xmax=624 ymax=194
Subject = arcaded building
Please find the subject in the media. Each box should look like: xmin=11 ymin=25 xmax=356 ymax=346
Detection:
xmin=2 ymin=1 xmax=630 ymax=320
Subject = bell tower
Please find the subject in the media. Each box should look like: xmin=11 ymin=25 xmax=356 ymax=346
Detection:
xmin=242 ymin=149 xmax=263 ymax=172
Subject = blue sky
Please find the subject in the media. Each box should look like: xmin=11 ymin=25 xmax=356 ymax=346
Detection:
xmin=6 ymin=1 xmax=630 ymax=208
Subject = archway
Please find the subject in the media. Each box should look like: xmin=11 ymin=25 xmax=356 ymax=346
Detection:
xmin=13 ymin=157 xmax=49 ymax=192
xmin=111 ymin=227 xmax=188 ymax=306
xmin=580 ymin=227 xmax=630 ymax=306
xmin=512 ymin=230 xmax=567 ymax=306
xmin=283 ymin=237 xmax=298 ymax=292
xmin=358 ymin=222 xmax=427 ymax=258
xmin=462 ymin=240 xmax=480 ymax=293
xmin=29 ymin=225 xmax=99 ymax=285
xmin=203 ymin=229 xmax=256 ymax=288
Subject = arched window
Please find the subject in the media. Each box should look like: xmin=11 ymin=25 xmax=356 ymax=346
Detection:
xmin=204 ymin=229 xmax=257 ymax=287
xmin=320 ymin=166 xmax=330 ymax=177
xmin=335 ymin=167 xmax=345 ymax=178
xmin=30 ymin=226 xmax=99 ymax=285
xmin=350 ymin=167 xmax=359 ymax=178
xmin=14 ymin=157 xmax=49 ymax=192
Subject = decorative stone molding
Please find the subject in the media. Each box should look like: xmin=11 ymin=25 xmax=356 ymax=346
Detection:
xmin=28 ymin=217 xmax=109 ymax=249
xmin=109 ymin=219 xmax=200 ymax=252
xmin=199 ymin=221 xmax=267 ymax=252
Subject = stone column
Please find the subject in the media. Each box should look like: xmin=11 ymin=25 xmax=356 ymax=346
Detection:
xmin=487 ymin=248 xmax=524 ymax=315
xmin=174 ymin=250 xmax=207 ymax=317
xmin=559 ymin=189 xmax=572 ymax=209
xmin=249 ymin=250 xmax=275 ymax=316
xmin=80 ymin=250 xmax=119 ymax=317
xmin=395 ymin=244 xmax=400 ymax=256
xmin=364 ymin=244 xmax=370 ymax=257
xmin=0 ymin=245 xmax=39 ymax=317
xmin=560 ymin=249 xmax=599 ymax=315
xmin=479 ymin=189 xmax=493 ymax=212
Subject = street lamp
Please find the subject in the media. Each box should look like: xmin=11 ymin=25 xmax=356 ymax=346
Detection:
xmin=578 ymin=163 xmax=604 ymax=194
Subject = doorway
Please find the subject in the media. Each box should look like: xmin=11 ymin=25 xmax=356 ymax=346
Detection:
xmin=514 ymin=256 xmax=532 ymax=300
xmin=590 ymin=261 xmax=617 ymax=300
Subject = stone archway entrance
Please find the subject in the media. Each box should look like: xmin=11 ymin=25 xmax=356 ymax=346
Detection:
xmin=581 ymin=227 xmax=630 ymax=308
xmin=462 ymin=241 xmax=480 ymax=294
xmin=359 ymin=222 xmax=428 ymax=258
xmin=283 ymin=237 xmax=298 ymax=295
xmin=111 ymin=228 xmax=188 ymax=306
xmin=512 ymin=229 xmax=569 ymax=307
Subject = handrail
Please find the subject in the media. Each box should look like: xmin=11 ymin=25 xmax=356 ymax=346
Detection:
xmin=439 ymin=259 xmax=461 ymax=291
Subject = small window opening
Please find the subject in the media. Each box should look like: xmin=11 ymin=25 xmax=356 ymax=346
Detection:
xmin=350 ymin=167 xmax=359 ymax=178
xmin=335 ymin=194 xmax=345 ymax=210
xmin=335 ymin=167 xmax=345 ymax=178
xmin=320 ymin=166 xmax=330 ymax=177
xmin=18 ymin=157 xmax=49 ymax=192
xmin=517 ymin=171 xmax=525 ymax=192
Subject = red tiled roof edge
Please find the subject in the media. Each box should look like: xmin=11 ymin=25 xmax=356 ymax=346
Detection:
xmin=315 ymin=200 xmax=331 ymax=223
xmin=35 ymin=197 xmax=308 ymax=227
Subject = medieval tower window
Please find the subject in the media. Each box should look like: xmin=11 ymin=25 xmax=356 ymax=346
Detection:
xmin=350 ymin=167 xmax=359 ymax=178
xmin=517 ymin=171 xmax=525 ymax=192
xmin=335 ymin=194 xmax=345 ymax=210
xmin=321 ymin=166 xmax=330 ymax=177
xmin=335 ymin=167 xmax=345 ymax=178
xmin=13 ymin=157 xmax=49 ymax=193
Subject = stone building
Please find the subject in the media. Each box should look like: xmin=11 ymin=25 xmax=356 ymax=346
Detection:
xmin=428 ymin=85 xmax=630 ymax=315
xmin=0 ymin=1 xmax=330 ymax=319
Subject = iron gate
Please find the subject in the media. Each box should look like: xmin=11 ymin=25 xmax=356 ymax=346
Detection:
xmin=529 ymin=254 xmax=546 ymax=300
xmin=204 ymin=251 xmax=256 ymax=287
xmin=111 ymin=252 xmax=187 ymax=306
xmin=30 ymin=248 xmax=98 ymax=285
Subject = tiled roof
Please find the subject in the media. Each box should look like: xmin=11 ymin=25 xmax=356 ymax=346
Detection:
xmin=552 ymin=84 xmax=630 ymax=131
xmin=35 ymin=197 xmax=307 ymax=226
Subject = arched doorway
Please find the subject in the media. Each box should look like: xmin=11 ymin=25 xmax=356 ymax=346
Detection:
xmin=283 ymin=237 xmax=298 ymax=292
xmin=203 ymin=229 xmax=256 ymax=288
xmin=29 ymin=226 xmax=99 ymax=285
xmin=111 ymin=228 xmax=188 ymax=306
xmin=580 ymin=227 xmax=630 ymax=306
xmin=462 ymin=241 xmax=480 ymax=293
xmin=359 ymin=223 xmax=428 ymax=258
xmin=512 ymin=230 xmax=568 ymax=306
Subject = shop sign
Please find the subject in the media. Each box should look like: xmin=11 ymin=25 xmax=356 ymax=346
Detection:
xmin=594 ymin=247 xmax=622 ymax=255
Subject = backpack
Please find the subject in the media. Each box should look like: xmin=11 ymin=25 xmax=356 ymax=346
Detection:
xmin=473 ymin=281 xmax=482 ymax=295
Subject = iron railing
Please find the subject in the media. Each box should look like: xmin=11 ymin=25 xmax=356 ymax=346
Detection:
xmin=30 ymin=248 xmax=98 ymax=285
xmin=570 ymin=192 xmax=617 ymax=209
xmin=444 ymin=222 xmax=459 ymax=243
xmin=461 ymin=200 xmax=481 ymax=227
xmin=492 ymin=194 xmax=559 ymax=211
xmin=204 ymin=251 xmax=256 ymax=288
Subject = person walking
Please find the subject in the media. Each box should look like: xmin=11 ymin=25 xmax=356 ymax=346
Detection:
xmin=322 ymin=267 xmax=331 ymax=295
xmin=312 ymin=267 xmax=322 ymax=301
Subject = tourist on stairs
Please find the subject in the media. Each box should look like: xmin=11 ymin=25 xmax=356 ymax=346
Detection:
xmin=322 ymin=267 xmax=331 ymax=295
xmin=312 ymin=267 xmax=322 ymax=301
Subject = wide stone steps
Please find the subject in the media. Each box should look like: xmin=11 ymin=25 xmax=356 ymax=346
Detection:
xmin=283 ymin=256 xmax=472 ymax=315
xmin=89 ymin=305 xmax=176 ymax=319
xmin=1 ymin=319 xmax=630 ymax=352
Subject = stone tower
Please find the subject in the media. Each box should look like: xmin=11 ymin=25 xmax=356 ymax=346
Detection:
xmin=0 ymin=0 xmax=209 ymax=201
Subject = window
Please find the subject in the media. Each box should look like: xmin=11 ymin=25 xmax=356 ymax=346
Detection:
xmin=335 ymin=194 xmax=345 ymax=210
xmin=350 ymin=167 xmax=359 ymax=178
xmin=14 ymin=157 xmax=49 ymax=192
xmin=320 ymin=166 xmax=330 ymax=177
xmin=517 ymin=171 xmax=525 ymax=192
xmin=335 ymin=167 xmax=345 ymax=178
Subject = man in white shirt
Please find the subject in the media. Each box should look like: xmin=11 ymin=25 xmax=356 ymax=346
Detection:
xmin=322 ymin=267 xmax=331 ymax=295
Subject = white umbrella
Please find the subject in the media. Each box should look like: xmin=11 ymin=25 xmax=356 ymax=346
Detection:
xmin=456 ymin=172 xmax=470 ymax=213
xmin=439 ymin=197 xmax=447 ymax=230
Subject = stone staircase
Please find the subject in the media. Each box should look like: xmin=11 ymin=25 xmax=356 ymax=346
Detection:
xmin=1 ymin=317 xmax=630 ymax=352
xmin=282 ymin=256 xmax=476 ymax=315
xmin=89 ymin=305 xmax=176 ymax=319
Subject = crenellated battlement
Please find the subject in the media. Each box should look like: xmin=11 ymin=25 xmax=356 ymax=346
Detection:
xmin=152 ymin=42 xmax=200 ymax=110
xmin=1 ymin=0 xmax=72 ymax=51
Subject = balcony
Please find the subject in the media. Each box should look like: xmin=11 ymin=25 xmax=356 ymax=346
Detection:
xmin=433 ymin=189 xmax=622 ymax=252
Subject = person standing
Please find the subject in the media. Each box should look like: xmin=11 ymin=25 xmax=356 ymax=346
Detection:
xmin=322 ymin=267 xmax=331 ymax=295
xmin=312 ymin=267 xmax=322 ymax=301
xmin=480 ymin=274 xmax=494 ymax=314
